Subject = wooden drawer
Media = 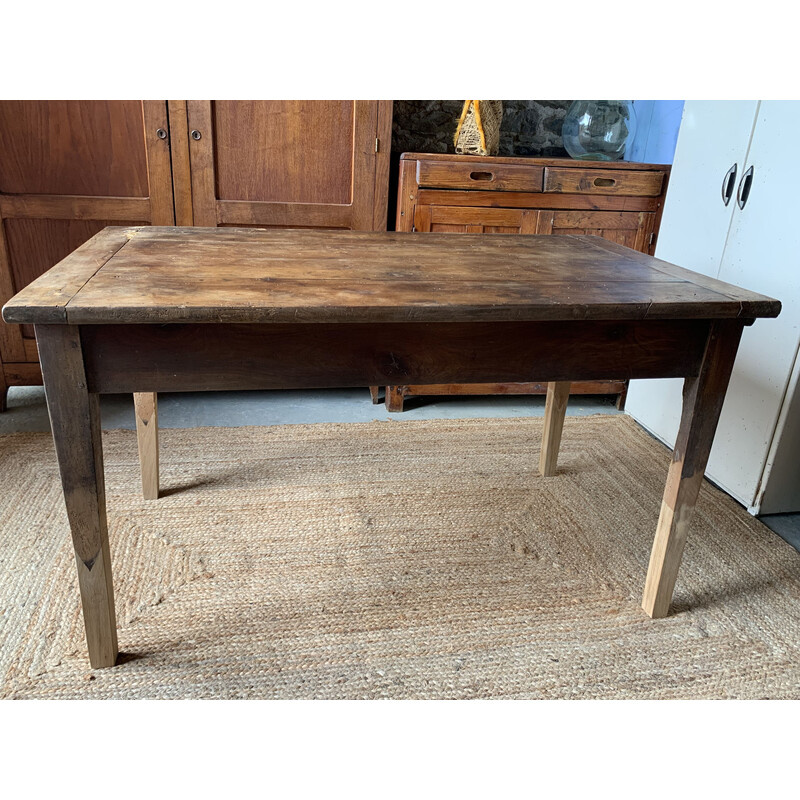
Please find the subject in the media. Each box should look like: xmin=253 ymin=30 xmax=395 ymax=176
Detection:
xmin=543 ymin=166 xmax=665 ymax=196
xmin=416 ymin=159 xmax=544 ymax=192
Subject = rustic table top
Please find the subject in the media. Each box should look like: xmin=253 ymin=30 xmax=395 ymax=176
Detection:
xmin=2 ymin=226 xmax=781 ymax=326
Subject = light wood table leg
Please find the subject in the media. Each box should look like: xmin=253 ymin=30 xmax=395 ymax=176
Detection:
xmin=134 ymin=392 xmax=159 ymax=500
xmin=539 ymin=381 xmax=571 ymax=477
xmin=642 ymin=320 xmax=744 ymax=618
xmin=36 ymin=324 xmax=118 ymax=668
xmin=369 ymin=385 xmax=381 ymax=404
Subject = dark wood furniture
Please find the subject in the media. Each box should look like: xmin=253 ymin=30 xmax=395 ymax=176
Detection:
xmin=2 ymin=226 xmax=779 ymax=668
xmin=0 ymin=101 xmax=392 ymax=409
xmin=378 ymin=152 xmax=671 ymax=411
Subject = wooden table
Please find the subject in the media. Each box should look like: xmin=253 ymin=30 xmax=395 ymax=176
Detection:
xmin=2 ymin=227 xmax=781 ymax=669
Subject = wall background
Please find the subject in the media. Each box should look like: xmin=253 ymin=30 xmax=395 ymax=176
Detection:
xmin=391 ymin=100 xmax=572 ymax=157
xmin=390 ymin=100 xmax=683 ymax=163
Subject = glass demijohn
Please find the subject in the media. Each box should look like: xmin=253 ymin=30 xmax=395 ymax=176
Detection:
xmin=562 ymin=101 xmax=637 ymax=161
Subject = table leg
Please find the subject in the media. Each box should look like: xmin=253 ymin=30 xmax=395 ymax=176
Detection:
xmin=35 ymin=324 xmax=118 ymax=668
xmin=386 ymin=385 xmax=405 ymax=412
xmin=642 ymin=320 xmax=744 ymax=618
xmin=539 ymin=381 xmax=571 ymax=477
xmin=134 ymin=392 xmax=159 ymax=500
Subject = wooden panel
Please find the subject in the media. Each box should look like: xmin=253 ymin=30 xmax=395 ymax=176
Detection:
xmin=185 ymin=100 xmax=217 ymax=226
xmin=214 ymin=101 xmax=355 ymax=204
xmin=344 ymin=102 xmax=379 ymax=231
xmin=542 ymin=211 xmax=651 ymax=257
xmin=187 ymin=101 xmax=385 ymax=231
xmin=543 ymin=167 xmax=666 ymax=196
xmin=396 ymin=158 xmax=418 ymax=232
xmin=0 ymin=101 xmax=149 ymax=197
xmin=429 ymin=206 xmax=525 ymax=230
xmin=550 ymin=211 xmax=644 ymax=230
xmin=81 ymin=319 xmax=713 ymax=394
xmin=0 ymin=216 xmax=25 ymax=361
xmin=397 ymin=380 xmax=627 ymax=396
xmin=167 ymin=101 xmax=194 ymax=226
xmin=141 ymin=101 xmax=175 ymax=226
xmin=2 ymin=361 xmax=44 ymax=385
xmin=0 ymin=195 xmax=151 ymax=221
xmin=372 ymin=101 xmax=394 ymax=230
xmin=417 ymin=159 xmax=543 ymax=192
xmin=217 ymin=200 xmax=352 ymax=228
xmin=23 ymin=337 xmax=38 ymax=360
xmin=416 ymin=189 xmax=660 ymax=213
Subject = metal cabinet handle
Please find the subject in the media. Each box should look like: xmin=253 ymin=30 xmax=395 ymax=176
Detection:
xmin=191 ymin=129 xmax=202 ymax=141
xmin=721 ymin=162 xmax=737 ymax=206
xmin=737 ymin=165 xmax=754 ymax=210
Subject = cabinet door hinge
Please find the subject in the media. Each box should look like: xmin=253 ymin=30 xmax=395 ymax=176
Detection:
xmin=375 ymin=137 xmax=380 ymax=153
xmin=649 ymin=232 xmax=656 ymax=246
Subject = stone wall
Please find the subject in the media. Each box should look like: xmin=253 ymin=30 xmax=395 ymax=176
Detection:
xmin=391 ymin=100 xmax=573 ymax=157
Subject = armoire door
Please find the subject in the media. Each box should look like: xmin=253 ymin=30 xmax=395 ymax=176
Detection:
xmin=183 ymin=101 xmax=392 ymax=231
xmin=0 ymin=100 xmax=175 ymax=375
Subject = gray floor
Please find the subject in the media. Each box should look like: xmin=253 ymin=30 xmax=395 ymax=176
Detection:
xmin=0 ymin=385 xmax=623 ymax=433
xmin=3 ymin=385 xmax=798 ymax=552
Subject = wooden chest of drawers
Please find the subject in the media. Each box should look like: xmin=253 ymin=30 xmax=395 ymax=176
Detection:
xmin=379 ymin=152 xmax=671 ymax=411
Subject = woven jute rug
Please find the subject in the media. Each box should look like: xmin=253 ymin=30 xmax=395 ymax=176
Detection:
xmin=1 ymin=415 xmax=798 ymax=699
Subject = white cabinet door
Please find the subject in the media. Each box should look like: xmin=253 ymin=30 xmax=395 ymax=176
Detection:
xmin=626 ymin=101 xmax=759 ymax=456
xmin=708 ymin=101 xmax=800 ymax=510
xmin=655 ymin=100 xmax=759 ymax=277
xmin=627 ymin=101 xmax=800 ymax=512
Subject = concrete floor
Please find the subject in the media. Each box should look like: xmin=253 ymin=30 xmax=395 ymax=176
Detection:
xmin=3 ymin=385 xmax=798 ymax=552
xmin=0 ymin=385 xmax=623 ymax=433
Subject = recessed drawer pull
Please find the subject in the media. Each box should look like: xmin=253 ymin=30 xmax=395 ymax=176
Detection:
xmin=594 ymin=177 xmax=616 ymax=187
xmin=470 ymin=171 xmax=495 ymax=182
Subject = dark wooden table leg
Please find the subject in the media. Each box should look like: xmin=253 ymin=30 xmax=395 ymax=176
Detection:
xmin=36 ymin=324 xmax=118 ymax=668
xmin=642 ymin=320 xmax=745 ymax=618
xmin=386 ymin=385 xmax=406 ymax=412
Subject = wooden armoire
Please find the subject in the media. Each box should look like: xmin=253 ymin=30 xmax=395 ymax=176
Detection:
xmin=0 ymin=100 xmax=393 ymax=409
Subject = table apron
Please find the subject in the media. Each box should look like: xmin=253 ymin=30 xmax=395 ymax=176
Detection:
xmin=77 ymin=320 xmax=713 ymax=394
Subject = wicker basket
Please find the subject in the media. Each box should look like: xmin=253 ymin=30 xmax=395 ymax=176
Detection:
xmin=454 ymin=101 xmax=503 ymax=156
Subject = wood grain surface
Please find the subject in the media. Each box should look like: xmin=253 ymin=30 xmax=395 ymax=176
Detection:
xmin=2 ymin=227 xmax=781 ymax=326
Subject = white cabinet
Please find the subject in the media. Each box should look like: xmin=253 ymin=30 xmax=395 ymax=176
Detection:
xmin=625 ymin=101 xmax=800 ymax=514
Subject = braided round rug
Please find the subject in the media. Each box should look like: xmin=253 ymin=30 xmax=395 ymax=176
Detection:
xmin=1 ymin=414 xmax=798 ymax=699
